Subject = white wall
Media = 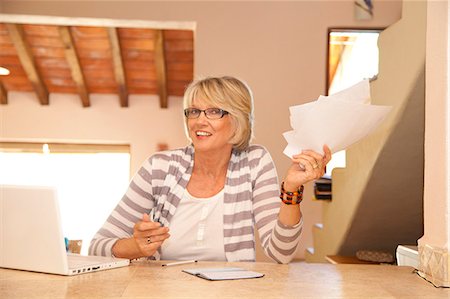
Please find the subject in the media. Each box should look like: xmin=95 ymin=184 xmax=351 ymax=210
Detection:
xmin=1 ymin=93 xmax=187 ymax=176
xmin=0 ymin=0 xmax=402 ymax=260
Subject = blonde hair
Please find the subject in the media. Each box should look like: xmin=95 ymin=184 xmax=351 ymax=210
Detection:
xmin=183 ymin=76 xmax=254 ymax=151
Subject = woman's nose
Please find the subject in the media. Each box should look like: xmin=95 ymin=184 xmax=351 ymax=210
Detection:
xmin=196 ymin=111 xmax=209 ymax=123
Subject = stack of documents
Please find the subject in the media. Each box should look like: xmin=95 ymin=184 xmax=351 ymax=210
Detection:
xmin=283 ymin=79 xmax=392 ymax=157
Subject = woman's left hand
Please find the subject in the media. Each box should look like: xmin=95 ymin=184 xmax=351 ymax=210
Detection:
xmin=283 ymin=145 xmax=332 ymax=191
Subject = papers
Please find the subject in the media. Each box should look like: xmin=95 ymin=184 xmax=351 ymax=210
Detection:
xmin=283 ymin=79 xmax=392 ymax=157
xmin=182 ymin=267 xmax=264 ymax=281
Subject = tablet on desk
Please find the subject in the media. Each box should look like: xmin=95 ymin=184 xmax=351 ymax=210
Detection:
xmin=183 ymin=267 xmax=264 ymax=281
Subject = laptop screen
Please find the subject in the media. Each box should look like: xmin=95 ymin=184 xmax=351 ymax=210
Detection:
xmin=0 ymin=185 xmax=71 ymax=274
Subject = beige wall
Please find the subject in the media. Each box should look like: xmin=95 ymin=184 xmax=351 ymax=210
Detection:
xmin=415 ymin=0 xmax=450 ymax=286
xmin=420 ymin=0 xmax=449 ymax=251
xmin=0 ymin=0 xmax=402 ymax=259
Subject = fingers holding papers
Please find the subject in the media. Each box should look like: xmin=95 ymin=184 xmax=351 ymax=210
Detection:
xmin=284 ymin=145 xmax=332 ymax=191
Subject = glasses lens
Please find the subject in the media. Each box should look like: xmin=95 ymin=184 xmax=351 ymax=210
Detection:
xmin=205 ymin=108 xmax=223 ymax=119
xmin=185 ymin=108 xmax=200 ymax=118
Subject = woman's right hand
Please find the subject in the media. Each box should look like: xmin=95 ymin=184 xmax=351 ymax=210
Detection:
xmin=132 ymin=213 xmax=170 ymax=257
xmin=112 ymin=213 xmax=170 ymax=259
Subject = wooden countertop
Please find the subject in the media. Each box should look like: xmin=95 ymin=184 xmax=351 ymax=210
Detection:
xmin=1 ymin=260 xmax=448 ymax=298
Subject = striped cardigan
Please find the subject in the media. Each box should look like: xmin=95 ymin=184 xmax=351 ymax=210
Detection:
xmin=89 ymin=144 xmax=303 ymax=263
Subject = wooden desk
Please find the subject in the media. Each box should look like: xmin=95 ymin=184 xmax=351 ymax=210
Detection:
xmin=326 ymin=255 xmax=381 ymax=265
xmin=1 ymin=260 xmax=449 ymax=298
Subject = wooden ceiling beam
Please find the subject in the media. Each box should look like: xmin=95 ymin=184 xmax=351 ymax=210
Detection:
xmin=154 ymin=29 xmax=168 ymax=109
xmin=108 ymin=28 xmax=128 ymax=107
xmin=58 ymin=26 xmax=90 ymax=107
xmin=0 ymin=81 xmax=7 ymax=104
xmin=6 ymin=23 xmax=49 ymax=105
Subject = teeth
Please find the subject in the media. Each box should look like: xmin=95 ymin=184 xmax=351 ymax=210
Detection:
xmin=196 ymin=131 xmax=211 ymax=136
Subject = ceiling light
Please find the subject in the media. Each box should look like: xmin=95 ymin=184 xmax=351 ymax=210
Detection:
xmin=0 ymin=67 xmax=10 ymax=76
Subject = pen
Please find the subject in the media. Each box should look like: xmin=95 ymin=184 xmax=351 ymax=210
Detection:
xmin=162 ymin=260 xmax=198 ymax=267
xmin=149 ymin=209 xmax=163 ymax=226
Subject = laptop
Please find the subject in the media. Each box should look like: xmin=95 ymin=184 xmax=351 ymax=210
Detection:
xmin=0 ymin=185 xmax=130 ymax=275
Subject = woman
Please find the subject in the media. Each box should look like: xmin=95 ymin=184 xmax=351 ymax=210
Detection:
xmin=89 ymin=76 xmax=331 ymax=263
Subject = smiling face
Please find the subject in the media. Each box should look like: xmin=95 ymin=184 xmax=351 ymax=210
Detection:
xmin=187 ymin=97 xmax=235 ymax=154
xmin=183 ymin=76 xmax=254 ymax=151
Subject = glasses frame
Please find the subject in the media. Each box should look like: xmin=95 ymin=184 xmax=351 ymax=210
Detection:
xmin=184 ymin=108 xmax=229 ymax=120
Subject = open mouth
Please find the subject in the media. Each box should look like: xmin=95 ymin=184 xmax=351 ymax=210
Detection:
xmin=196 ymin=131 xmax=212 ymax=137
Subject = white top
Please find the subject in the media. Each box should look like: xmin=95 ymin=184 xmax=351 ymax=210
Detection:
xmin=160 ymin=189 xmax=226 ymax=261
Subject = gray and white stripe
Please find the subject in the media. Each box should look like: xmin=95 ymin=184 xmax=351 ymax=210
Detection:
xmin=89 ymin=144 xmax=303 ymax=263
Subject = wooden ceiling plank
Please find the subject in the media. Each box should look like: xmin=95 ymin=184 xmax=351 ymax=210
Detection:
xmin=71 ymin=26 xmax=109 ymax=39
xmin=6 ymin=24 xmax=49 ymax=105
xmin=118 ymin=28 xmax=156 ymax=39
xmin=154 ymin=30 xmax=168 ymax=108
xmin=120 ymin=38 xmax=155 ymax=51
xmin=108 ymin=27 xmax=128 ymax=107
xmin=163 ymin=30 xmax=194 ymax=40
xmin=58 ymin=26 xmax=90 ymax=107
xmin=0 ymin=80 xmax=7 ymax=104
xmin=21 ymin=25 xmax=59 ymax=37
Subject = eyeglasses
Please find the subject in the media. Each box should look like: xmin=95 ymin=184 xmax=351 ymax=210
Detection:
xmin=184 ymin=108 xmax=229 ymax=119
